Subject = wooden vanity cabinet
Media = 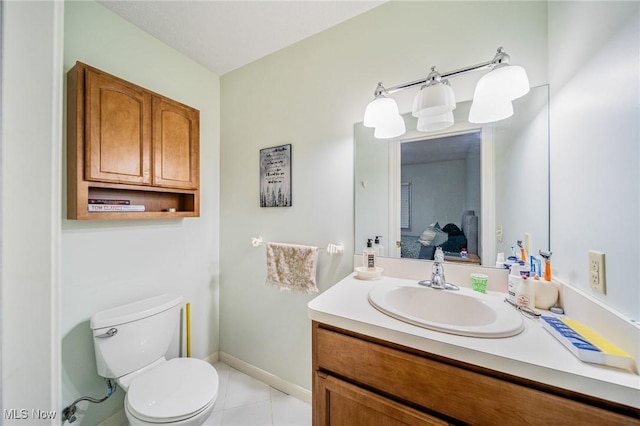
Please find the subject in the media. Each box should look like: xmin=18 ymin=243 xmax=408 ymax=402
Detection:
xmin=312 ymin=322 xmax=640 ymax=426
xmin=315 ymin=373 xmax=448 ymax=426
xmin=67 ymin=61 xmax=200 ymax=219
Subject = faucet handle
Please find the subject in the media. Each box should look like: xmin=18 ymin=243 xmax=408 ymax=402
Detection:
xmin=430 ymin=272 xmax=444 ymax=288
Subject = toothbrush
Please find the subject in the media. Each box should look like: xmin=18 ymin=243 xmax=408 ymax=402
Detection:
xmin=517 ymin=240 xmax=526 ymax=261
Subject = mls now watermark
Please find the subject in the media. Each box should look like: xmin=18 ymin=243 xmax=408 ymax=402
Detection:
xmin=4 ymin=409 xmax=57 ymax=420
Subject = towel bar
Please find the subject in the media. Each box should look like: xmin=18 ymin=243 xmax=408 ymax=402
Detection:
xmin=251 ymin=236 xmax=344 ymax=255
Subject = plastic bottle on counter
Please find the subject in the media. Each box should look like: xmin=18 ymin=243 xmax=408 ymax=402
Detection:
xmin=374 ymin=235 xmax=384 ymax=257
xmin=362 ymin=239 xmax=377 ymax=271
xmin=515 ymin=275 xmax=535 ymax=310
xmin=507 ymin=273 xmax=521 ymax=304
xmin=507 ymin=261 xmax=527 ymax=304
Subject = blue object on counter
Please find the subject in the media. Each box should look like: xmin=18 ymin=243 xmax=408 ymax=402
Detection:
xmin=541 ymin=315 xmax=636 ymax=372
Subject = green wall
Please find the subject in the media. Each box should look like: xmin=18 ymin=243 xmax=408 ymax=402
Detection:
xmin=220 ymin=0 xmax=548 ymax=392
xmin=62 ymin=2 xmax=220 ymax=424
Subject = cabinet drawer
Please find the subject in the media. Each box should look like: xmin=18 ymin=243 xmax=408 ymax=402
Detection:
xmin=315 ymin=372 xmax=449 ymax=426
xmin=314 ymin=325 xmax=638 ymax=425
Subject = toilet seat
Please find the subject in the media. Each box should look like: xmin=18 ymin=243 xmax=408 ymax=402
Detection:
xmin=126 ymin=358 xmax=218 ymax=423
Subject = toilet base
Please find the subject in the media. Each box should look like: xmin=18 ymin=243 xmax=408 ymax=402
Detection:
xmin=125 ymin=395 xmax=216 ymax=426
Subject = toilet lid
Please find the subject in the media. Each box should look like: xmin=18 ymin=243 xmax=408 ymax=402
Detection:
xmin=127 ymin=358 xmax=218 ymax=423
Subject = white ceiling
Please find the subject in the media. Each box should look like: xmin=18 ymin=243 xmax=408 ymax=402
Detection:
xmin=98 ymin=0 xmax=386 ymax=76
xmin=401 ymin=131 xmax=482 ymax=165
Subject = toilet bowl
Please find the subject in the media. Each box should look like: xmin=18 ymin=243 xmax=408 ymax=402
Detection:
xmin=91 ymin=294 xmax=218 ymax=426
xmin=124 ymin=358 xmax=218 ymax=425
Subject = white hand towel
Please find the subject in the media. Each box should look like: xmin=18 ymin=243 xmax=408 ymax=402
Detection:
xmin=266 ymin=242 xmax=319 ymax=294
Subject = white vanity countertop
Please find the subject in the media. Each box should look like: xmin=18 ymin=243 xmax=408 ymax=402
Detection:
xmin=307 ymin=274 xmax=640 ymax=409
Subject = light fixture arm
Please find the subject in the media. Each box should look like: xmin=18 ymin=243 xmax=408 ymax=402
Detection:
xmin=373 ymin=81 xmax=387 ymax=97
xmin=382 ymin=47 xmax=508 ymax=95
xmin=424 ymin=66 xmax=443 ymax=86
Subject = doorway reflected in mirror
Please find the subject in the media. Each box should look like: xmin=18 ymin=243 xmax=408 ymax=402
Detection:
xmin=399 ymin=132 xmax=481 ymax=263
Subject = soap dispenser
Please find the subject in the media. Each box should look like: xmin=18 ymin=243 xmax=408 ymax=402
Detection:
xmin=515 ymin=275 xmax=535 ymax=310
xmin=374 ymin=236 xmax=384 ymax=257
xmin=363 ymin=239 xmax=377 ymax=271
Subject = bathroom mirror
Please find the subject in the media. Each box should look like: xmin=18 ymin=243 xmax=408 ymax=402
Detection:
xmin=355 ymin=85 xmax=550 ymax=267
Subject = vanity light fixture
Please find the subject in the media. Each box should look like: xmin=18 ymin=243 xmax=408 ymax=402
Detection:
xmin=363 ymin=82 xmax=406 ymax=138
xmin=416 ymin=111 xmax=455 ymax=133
xmin=412 ymin=67 xmax=456 ymax=118
xmin=363 ymin=47 xmax=530 ymax=138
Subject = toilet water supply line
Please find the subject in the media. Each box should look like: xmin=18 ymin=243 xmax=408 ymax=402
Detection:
xmin=62 ymin=379 xmax=117 ymax=423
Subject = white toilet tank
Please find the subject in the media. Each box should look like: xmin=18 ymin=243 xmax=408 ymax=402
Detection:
xmin=91 ymin=294 xmax=183 ymax=379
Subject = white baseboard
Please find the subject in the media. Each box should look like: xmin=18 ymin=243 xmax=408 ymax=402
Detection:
xmin=219 ymin=352 xmax=312 ymax=405
xmin=97 ymin=409 xmax=127 ymax=426
xmin=203 ymin=350 xmax=220 ymax=365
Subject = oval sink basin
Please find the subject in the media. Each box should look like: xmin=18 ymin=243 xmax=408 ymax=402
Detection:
xmin=368 ymin=282 xmax=523 ymax=338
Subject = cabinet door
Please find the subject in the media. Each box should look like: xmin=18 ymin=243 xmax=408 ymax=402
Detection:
xmin=152 ymin=97 xmax=199 ymax=190
xmin=314 ymin=373 xmax=450 ymax=426
xmin=85 ymin=68 xmax=152 ymax=185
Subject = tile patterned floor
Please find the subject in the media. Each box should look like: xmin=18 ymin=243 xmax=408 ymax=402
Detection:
xmin=203 ymin=362 xmax=312 ymax=426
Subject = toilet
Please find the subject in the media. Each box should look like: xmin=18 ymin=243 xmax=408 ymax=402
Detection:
xmin=91 ymin=294 xmax=218 ymax=425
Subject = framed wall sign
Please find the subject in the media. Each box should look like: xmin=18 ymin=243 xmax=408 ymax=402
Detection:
xmin=260 ymin=144 xmax=292 ymax=207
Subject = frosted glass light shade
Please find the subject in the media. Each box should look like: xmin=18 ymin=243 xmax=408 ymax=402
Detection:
xmin=468 ymin=100 xmax=514 ymax=123
xmin=364 ymin=96 xmax=401 ymax=128
xmin=473 ymin=64 xmax=530 ymax=104
xmin=412 ymin=83 xmax=456 ymax=118
xmin=417 ymin=112 xmax=454 ymax=132
xmin=374 ymin=114 xmax=406 ymax=139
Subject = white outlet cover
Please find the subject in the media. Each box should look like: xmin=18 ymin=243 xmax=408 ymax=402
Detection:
xmin=588 ymin=250 xmax=606 ymax=294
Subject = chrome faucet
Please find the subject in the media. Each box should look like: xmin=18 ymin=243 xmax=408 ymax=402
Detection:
xmin=418 ymin=248 xmax=459 ymax=290
xmin=430 ymin=261 xmax=446 ymax=288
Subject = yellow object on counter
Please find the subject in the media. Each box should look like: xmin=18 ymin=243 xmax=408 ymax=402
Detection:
xmin=541 ymin=315 xmax=636 ymax=373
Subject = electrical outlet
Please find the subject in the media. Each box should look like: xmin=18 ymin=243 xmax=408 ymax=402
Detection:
xmin=589 ymin=250 xmax=606 ymax=294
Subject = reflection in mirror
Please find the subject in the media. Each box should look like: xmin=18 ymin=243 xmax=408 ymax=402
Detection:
xmin=399 ymin=132 xmax=481 ymax=264
xmin=355 ymin=85 xmax=549 ymax=268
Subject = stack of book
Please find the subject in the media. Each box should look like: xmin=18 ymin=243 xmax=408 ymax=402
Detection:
xmin=88 ymin=199 xmax=145 ymax=212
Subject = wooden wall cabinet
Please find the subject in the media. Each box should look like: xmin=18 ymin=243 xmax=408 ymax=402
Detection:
xmin=152 ymin=96 xmax=199 ymax=190
xmin=67 ymin=62 xmax=200 ymax=219
xmin=312 ymin=322 xmax=640 ymax=426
